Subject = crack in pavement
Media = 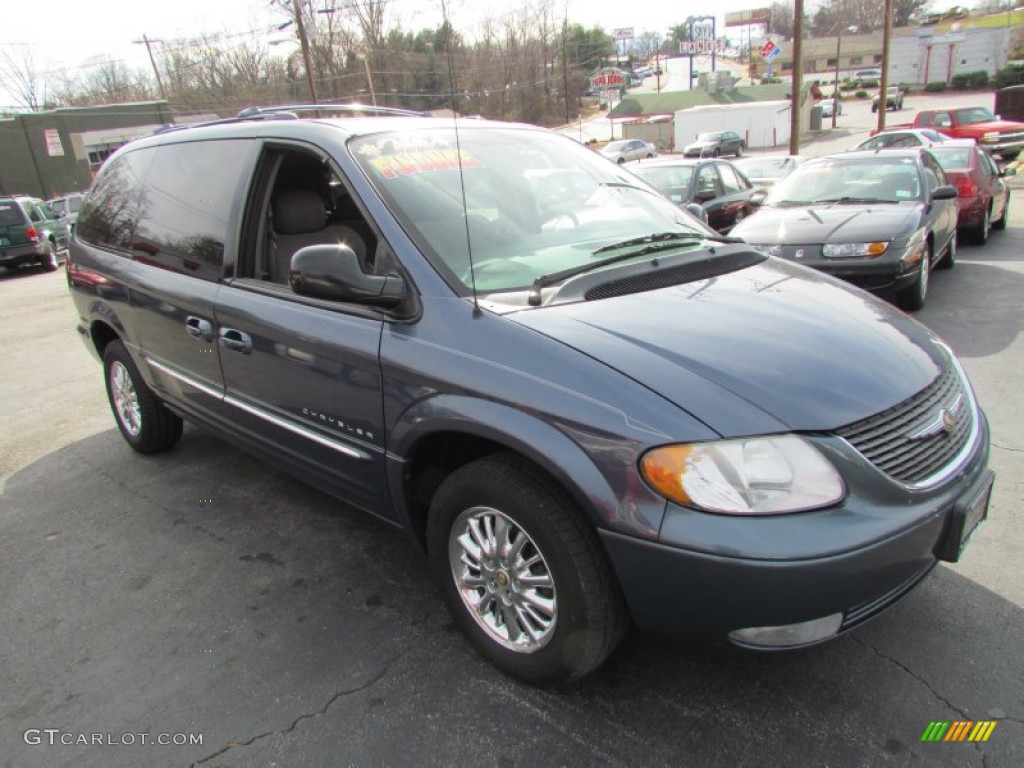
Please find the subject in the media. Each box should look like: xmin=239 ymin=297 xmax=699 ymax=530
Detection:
xmin=189 ymin=652 xmax=403 ymax=766
xmin=991 ymin=441 xmax=1023 ymax=454
xmin=851 ymin=635 xmax=992 ymax=763
xmin=851 ymin=635 xmax=970 ymax=719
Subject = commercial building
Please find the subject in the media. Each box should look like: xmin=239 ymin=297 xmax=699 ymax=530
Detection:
xmin=0 ymin=102 xmax=216 ymax=199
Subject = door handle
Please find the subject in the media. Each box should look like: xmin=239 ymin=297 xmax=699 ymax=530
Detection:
xmin=185 ymin=316 xmax=213 ymax=342
xmin=218 ymin=327 xmax=253 ymax=354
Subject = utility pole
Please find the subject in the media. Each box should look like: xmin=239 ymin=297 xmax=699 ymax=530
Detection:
xmin=292 ymin=0 xmax=319 ymax=103
xmin=133 ymin=35 xmax=168 ymax=102
xmin=877 ymin=0 xmax=894 ymax=134
xmin=362 ymin=55 xmax=377 ymax=105
xmin=790 ymin=0 xmax=803 ymax=155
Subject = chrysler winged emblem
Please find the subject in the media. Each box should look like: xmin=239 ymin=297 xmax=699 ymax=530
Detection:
xmin=908 ymin=394 xmax=964 ymax=441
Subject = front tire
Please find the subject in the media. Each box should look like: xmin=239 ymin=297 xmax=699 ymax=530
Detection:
xmin=937 ymin=230 xmax=957 ymax=269
xmin=898 ymin=243 xmax=930 ymax=311
xmin=735 ymin=144 xmax=744 ymax=157
xmin=427 ymin=454 xmax=627 ymax=686
xmin=103 ymin=341 xmax=183 ymax=453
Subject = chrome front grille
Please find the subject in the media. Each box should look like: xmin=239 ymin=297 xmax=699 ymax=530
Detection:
xmin=836 ymin=364 xmax=974 ymax=486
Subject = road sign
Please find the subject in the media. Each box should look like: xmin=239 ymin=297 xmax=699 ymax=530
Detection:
xmin=680 ymin=39 xmax=725 ymax=55
xmin=613 ymin=28 xmax=634 ymax=40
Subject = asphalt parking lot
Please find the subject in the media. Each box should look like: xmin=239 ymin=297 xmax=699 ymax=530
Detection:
xmin=1 ymin=186 xmax=1022 ymax=766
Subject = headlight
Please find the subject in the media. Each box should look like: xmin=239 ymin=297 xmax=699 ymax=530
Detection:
xmin=640 ymin=435 xmax=845 ymax=515
xmin=982 ymin=131 xmax=1000 ymax=139
xmin=821 ymin=242 xmax=888 ymax=259
xmin=900 ymin=227 xmax=927 ymax=269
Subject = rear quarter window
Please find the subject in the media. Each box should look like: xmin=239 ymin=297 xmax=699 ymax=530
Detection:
xmin=0 ymin=202 xmax=26 ymax=227
xmin=77 ymin=149 xmax=157 ymax=253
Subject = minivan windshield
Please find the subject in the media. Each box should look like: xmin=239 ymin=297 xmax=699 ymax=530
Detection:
xmin=351 ymin=127 xmax=716 ymax=299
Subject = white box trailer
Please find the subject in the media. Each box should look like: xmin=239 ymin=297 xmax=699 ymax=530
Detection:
xmin=673 ymin=100 xmax=798 ymax=151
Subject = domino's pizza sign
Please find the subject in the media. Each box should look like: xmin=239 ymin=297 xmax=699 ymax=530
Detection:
xmin=760 ymin=40 xmax=782 ymax=60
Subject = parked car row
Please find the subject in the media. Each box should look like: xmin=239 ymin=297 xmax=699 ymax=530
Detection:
xmin=615 ymin=135 xmax=1009 ymax=312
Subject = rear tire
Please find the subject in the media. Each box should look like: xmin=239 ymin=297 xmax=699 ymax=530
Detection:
xmin=992 ymin=192 xmax=1009 ymax=230
xmin=41 ymin=241 xmax=58 ymax=272
xmin=974 ymin=206 xmax=990 ymax=245
xmin=103 ymin=341 xmax=183 ymax=454
xmin=426 ymin=453 xmax=627 ymax=686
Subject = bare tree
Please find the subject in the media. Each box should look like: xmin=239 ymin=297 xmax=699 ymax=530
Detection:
xmin=0 ymin=46 xmax=48 ymax=111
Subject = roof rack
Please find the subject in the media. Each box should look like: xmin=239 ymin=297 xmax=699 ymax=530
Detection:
xmin=235 ymin=104 xmax=430 ymax=119
xmin=144 ymin=103 xmax=432 ymax=138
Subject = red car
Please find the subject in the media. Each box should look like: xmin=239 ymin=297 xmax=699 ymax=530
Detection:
xmin=926 ymin=140 xmax=1011 ymax=244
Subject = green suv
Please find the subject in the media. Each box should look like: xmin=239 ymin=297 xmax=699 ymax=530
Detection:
xmin=0 ymin=195 xmax=69 ymax=272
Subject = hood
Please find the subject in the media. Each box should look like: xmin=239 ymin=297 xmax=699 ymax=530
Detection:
xmin=731 ymin=204 xmax=921 ymax=244
xmin=969 ymin=119 xmax=1024 ymax=133
xmin=685 ymin=141 xmax=716 ymax=149
xmin=510 ymin=258 xmax=945 ymax=436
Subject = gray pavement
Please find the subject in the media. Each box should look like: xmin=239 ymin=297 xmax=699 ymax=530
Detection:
xmin=1 ymin=187 xmax=1022 ymax=766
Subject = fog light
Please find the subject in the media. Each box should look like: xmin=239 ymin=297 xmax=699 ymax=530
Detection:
xmin=728 ymin=613 xmax=843 ymax=649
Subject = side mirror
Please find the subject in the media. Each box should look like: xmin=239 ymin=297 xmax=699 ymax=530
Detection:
xmin=1001 ymin=166 xmax=1016 ymax=176
xmin=749 ymin=189 xmax=768 ymax=207
xmin=684 ymin=202 xmax=708 ymax=222
xmin=931 ymin=185 xmax=959 ymax=201
xmin=290 ymin=244 xmax=406 ymax=307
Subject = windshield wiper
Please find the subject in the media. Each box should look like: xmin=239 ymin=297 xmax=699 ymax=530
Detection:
xmin=592 ymin=231 xmax=741 ymax=256
xmin=815 ymin=196 xmax=900 ymax=205
xmin=528 ymin=234 xmax=736 ymax=306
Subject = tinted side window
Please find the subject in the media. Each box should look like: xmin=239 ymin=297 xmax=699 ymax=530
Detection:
xmin=77 ymin=150 xmax=156 ymax=254
xmin=27 ymin=203 xmax=42 ymax=223
xmin=133 ymin=140 xmax=254 ymax=280
xmin=922 ymin=154 xmax=946 ymax=188
xmin=718 ymin=164 xmax=747 ymax=193
xmin=697 ymin=165 xmax=723 ymax=197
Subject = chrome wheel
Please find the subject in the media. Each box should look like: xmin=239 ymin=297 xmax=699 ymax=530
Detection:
xmin=109 ymin=361 xmax=142 ymax=437
xmin=448 ymin=505 xmax=556 ymax=653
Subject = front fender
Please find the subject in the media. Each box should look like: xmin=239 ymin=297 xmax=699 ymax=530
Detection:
xmin=386 ymin=394 xmax=668 ymax=546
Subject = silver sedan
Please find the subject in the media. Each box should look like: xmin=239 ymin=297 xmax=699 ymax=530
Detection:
xmin=599 ymin=138 xmax=658 ymax=164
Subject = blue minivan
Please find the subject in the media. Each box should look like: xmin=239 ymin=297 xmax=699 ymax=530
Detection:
xmin=67 ymin=107 xmax=992 ymax=685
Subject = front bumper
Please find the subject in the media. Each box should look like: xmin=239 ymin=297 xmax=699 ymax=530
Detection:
xmin=601 ymin=416 xmax=991 ymax=647
xmin=978 ymin=135 xmax=1024 ymax=155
